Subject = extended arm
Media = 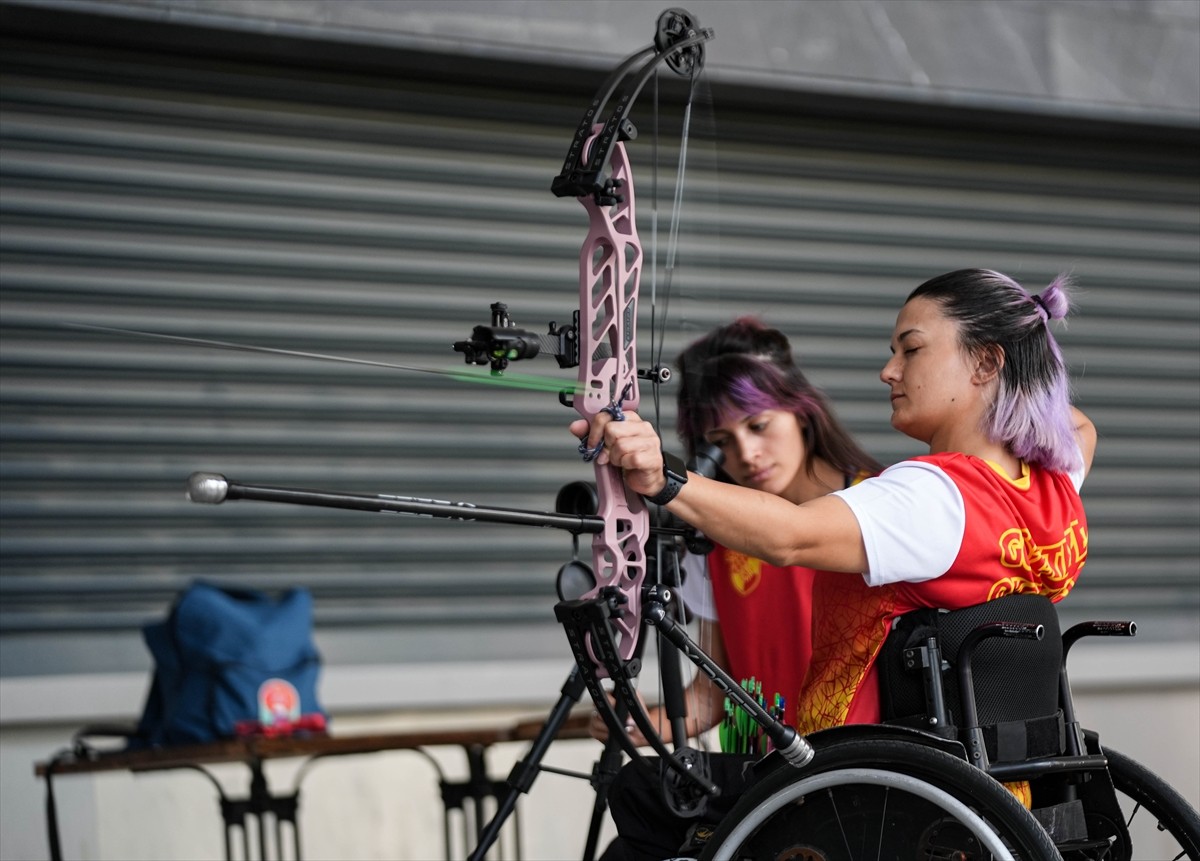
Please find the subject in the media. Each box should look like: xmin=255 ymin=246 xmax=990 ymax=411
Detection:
xmin=572 ymin=413 xmax=868 ymax=573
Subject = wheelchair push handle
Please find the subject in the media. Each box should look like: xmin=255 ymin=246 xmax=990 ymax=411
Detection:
xmin=1058 ymin=618 xmax=1135 ymax=755
xmin=965 ymin=620 xmax=1043 ymax=645
xmin=1062 ymin=619 xmax=1136 ymax=659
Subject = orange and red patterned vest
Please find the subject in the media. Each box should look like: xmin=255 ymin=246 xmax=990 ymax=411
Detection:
xmin=716 ymin=453 xmax=1087 ymax=735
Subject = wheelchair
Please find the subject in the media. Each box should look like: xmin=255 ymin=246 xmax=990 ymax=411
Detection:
xmin=692 ymin=593 xmax=1200 ymax=860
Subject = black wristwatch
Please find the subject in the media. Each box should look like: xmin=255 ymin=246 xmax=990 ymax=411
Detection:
xmin=643 ymin=451 xmax=688 ymax=506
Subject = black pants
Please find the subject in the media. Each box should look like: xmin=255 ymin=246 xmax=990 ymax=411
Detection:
xmin=598 ymin=753 xmax=757 ymax=861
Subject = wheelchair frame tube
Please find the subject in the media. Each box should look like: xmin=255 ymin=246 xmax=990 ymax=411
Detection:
xmin=1059 ymin=620 xmax=1136 ymax=755
xmin=956 ymin=621 xmax=1043 ymax=772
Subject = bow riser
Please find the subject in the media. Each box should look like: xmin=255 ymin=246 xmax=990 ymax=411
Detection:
xmin=575 ymin=132 xmax=649 ymax=668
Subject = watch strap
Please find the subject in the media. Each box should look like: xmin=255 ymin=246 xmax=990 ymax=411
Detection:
xmin=644 ymin=451 xmax=688 ymax=506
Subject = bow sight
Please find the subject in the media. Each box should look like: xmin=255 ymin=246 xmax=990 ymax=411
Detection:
xmin=453 ymin=302 xmax=671 ymax=398
xmin=452 ymin=302 xmax=577 ymax=374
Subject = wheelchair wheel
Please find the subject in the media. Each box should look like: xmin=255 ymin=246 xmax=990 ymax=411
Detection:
xmin=1102 ymin=746 xmax=1200 ymax=860
xmin=697 ymin=737 xmax=1062 ymax=861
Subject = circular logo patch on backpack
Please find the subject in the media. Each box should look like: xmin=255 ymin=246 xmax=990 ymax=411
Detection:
xmin=258 ymin=678 xmax=301 ymax=727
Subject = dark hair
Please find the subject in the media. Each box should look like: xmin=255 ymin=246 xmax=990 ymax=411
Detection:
xmin=907 ymin=269 xmax=1079 ymax=473
xmin=675 ymin=317 xmax=883 ymax=482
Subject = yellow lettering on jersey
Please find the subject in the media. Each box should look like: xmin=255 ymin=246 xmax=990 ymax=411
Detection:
xmin=992 ymin=519 xmax=1088 ymax=600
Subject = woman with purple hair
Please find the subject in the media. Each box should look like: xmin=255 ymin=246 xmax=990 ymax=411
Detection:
xmin=592 ymin=316 xmax=882 ymax=749
xmin=581 ymin=268 xmax=1097 ymax=860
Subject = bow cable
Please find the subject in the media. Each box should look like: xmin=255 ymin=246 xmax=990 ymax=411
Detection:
xmin=646 ymin=59 xmax=722 ymax=759
xmin=648 ymin=68 xmax=705 ymax=431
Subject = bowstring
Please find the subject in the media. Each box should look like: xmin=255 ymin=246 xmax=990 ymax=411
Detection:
xmin=650 ymin=68 xmax=706 ymax=422
xmin=648 ymin=62 xmax=719 ymax=754
xmin=674 ymin=65 xmax=722 ymax=753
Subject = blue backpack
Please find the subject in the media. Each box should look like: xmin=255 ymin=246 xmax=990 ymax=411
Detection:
xmin=133 ymin=581 xmax=326 ymax=747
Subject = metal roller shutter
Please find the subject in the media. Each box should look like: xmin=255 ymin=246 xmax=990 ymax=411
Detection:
xmin=2 ymin=21 xmax=1196 ymax=680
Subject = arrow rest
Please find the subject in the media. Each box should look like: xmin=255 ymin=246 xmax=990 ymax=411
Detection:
xmin=450 ymin=302 xmax=576 ymax=370
xmin=453 ymin=301 xmax=585 ymax=375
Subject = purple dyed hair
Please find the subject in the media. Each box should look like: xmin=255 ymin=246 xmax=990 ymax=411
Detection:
xmin=675 ymin=317 xmax=882 ymax=482
xmin=908 ymin=269 xmax=1081 ymax=474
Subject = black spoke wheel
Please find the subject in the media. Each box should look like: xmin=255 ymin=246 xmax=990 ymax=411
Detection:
xmin=698 ymin=736 xmax=1062 ymax=861
xmin=1100 ymin=746 xmax=1200 ymax=861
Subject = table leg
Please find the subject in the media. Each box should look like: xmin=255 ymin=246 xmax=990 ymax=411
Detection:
xmin=219 ymin=760 xmax=301 ymax=860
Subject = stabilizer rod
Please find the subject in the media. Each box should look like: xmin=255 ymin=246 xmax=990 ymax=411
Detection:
xmin=187 ymin=472 xmax=604 ymax=535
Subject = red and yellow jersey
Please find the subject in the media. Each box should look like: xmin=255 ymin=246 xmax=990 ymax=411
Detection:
xmin=891 ymin=453 xmax=1086 ymax=607
xmin=707 ymin=547 xmax=815 ymax=726
xmin=704 ymin=472 xmax=876 ymax=727
xmin=796 ymin=453 xmax=1087 ymax=733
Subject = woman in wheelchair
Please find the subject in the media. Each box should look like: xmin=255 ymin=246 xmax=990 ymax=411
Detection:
xmin=576 ymin=268 xmax=1104 ymax=859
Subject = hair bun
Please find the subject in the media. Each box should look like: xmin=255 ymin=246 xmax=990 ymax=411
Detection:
xmin=1035 ymin=274 xmax=1074 ymax=321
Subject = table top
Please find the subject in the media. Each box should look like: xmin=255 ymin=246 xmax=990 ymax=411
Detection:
xmin=36 ymin=711 xmax=593 ymax=777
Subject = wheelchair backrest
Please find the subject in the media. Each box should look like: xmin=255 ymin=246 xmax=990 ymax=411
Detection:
xmin=879 ymin=593 xmax=1065 ymax=761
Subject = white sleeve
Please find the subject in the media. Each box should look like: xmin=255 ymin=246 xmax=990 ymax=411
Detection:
xmin=678 ymin=551 xmax=718 ymax=621
xmin=1069 ymin=445 xmax=1086 ymax=492
xmin=831 ymin=461 xmax=966 ymax=587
